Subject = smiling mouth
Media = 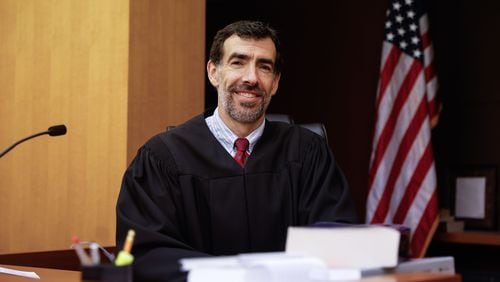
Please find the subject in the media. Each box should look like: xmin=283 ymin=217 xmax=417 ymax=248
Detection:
xmin=234 ymin=92 xmax=263 ymax=107
xmin=235 ymin=91 xmax=262 ymax=98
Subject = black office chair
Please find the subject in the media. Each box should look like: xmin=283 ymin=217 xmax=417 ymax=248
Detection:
xmin=265 ymin=114 xmax=295 ymax=124
xmin=297 ymin=123 xmax=328 ymax=143
xmin=266 ymin=114 xmax=328 ymax=142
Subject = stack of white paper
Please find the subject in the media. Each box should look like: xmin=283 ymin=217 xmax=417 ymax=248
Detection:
xmin=181 ymin=252 xmax=327 ymax=282
xmin=285 ymin=225 xmax=400 ymax=268
xmin=180 ymin=226 xmax=454 ymax=282
xmin=180 ymin=253 xmax=455 ymax=282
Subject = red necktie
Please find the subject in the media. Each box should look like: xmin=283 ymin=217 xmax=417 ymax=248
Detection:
xmin=234 ymin=138 xmax=249 ymax=167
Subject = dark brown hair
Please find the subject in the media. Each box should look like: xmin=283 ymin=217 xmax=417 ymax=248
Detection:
xmin=209 ymin=20 xmax=282 ymax=74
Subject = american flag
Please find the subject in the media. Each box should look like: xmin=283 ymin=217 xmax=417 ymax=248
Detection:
xmin=366 ymin=0 xmax=439 ymax=258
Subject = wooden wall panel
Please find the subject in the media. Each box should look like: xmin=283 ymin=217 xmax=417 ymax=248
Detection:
xmin=127 ymin=0 xmax=206 ymax=161
xmin=0 ymin=0 xmax=205 ymax=255
xmin=0 ymin=0 xmax=129 ymax=253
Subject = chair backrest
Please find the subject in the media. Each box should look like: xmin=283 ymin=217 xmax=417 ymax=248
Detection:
xmin=266 ymin=113 xmax=328 ymax=141
xmin=266 ymin=113 xmax=295 ymax=124
xmin=297 ymin=123 xmax=329 ymax=143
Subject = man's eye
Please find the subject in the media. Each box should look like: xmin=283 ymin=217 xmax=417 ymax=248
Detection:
xmin=230 ymin=61 xmax=243 ymax=66
xmin=260 ymin=65 xmax=273 ymax=72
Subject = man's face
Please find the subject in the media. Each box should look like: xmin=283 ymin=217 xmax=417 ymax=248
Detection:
xmin=207 ymin=35 xmax=281 ymax=124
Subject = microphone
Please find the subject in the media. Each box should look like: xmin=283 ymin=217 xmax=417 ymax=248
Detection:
xmin=0 ymin=124 xmax=67 ymax=158
xmin=48 ymin=125 xmax=67 ymax=136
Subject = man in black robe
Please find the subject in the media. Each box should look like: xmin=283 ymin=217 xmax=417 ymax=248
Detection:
xmin=116 ymin=20 xmax=357 ymax=281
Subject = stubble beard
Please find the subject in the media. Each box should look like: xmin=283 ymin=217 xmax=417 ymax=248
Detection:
xmin=220 ymin=85 xmax=271 ymax=124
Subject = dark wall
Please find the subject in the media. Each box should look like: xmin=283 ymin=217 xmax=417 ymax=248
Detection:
xmin=431 ymin=0 xmax=500 ymax=228
xmin=206 ymin=0 xmax=385 ymax=219
xmin=206 ymin=0 xmax=500 ymax=224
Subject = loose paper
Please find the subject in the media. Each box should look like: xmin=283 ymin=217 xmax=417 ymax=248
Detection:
xmin=181 ymin=253 xmax=327 ymax=282
xmin=0 ymin=266 xmax=40 ymax=279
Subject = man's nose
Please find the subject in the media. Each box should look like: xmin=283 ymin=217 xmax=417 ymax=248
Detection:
xmin=242 ymin=65 xmax=258 ymax=85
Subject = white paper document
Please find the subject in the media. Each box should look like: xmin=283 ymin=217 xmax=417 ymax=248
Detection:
xmin=180 ymin=253 xmax=455 ymax=282
xmin=181 ymin=253 xmax=326 ymax=282
xmin=0 ymin=266 xmax=40 ymax=279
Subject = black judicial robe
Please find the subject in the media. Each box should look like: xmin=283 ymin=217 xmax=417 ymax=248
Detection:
xmin=116 ymin=113 xmax=357 ymax=282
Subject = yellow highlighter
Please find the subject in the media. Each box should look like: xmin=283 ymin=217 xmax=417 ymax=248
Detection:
xmin=115 ymin=229 xmax=136 ymax=266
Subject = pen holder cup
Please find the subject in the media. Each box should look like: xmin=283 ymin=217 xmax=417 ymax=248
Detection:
xmin=81 ymin=264 xmax=132 ymax=282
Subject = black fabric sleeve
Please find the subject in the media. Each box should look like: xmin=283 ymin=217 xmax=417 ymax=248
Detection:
xmin=297 ymin=133 xmax=358 ymax=225
xmin=116 ymin=139 xmax=209 ymax=282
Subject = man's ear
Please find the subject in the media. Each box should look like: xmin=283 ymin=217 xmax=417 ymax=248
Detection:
xmin=270 ymin=72 xmax=281 ymax=96
xmin=207 ymin=60 xmax=219 ymax=88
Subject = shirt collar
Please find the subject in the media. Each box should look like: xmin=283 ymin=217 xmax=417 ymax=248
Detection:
xmin=206 ymin=107 xmax=265 ymax=155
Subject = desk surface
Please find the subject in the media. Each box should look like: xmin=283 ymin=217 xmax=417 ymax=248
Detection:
xmin=1 ymin=264 xmax=461 ymax=282
xmin=1 ymin=265 xmax=80 ymax=281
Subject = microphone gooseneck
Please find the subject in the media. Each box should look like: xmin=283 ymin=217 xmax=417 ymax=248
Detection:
xmin=0 ymin=124 xmax=67 ymax=158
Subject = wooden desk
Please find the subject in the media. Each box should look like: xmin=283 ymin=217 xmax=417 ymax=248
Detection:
xmin=429 ymin=233 xmax=499 ymax=281
xmin=435 ymin=231 xmax=500 ymax=246
xmin=0 ymin=265 xmax=80 ymax=281
xmin=1 ymin=264 xmax=460 ymax=282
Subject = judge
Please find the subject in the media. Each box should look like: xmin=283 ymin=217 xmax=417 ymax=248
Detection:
xmin=116 ymin=20 xmax=357 ymax=282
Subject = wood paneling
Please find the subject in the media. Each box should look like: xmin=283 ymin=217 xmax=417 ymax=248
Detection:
xmin=127 ymin=0 xmax=205 ymax=161
xmin=0 ymin=0 xmax=205 ymax=254
xmin=0 ymin=0 xmax=129 ymax=254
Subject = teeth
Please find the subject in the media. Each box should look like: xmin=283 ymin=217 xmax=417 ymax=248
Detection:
xmin=238 ymin=92 xmax=257 ymax=98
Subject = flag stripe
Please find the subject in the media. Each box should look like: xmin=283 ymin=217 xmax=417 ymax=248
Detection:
xmin=420 ymin=15 xmax=430 ymax=49
xmin=424 ymin=64 xmax=435 ymax=82
xmin=368 ymin=59 xmax=422 ymax=191
xmin=410 ymin=190 xmax=439 ymax=257
xmin=426 ymin=75 xmax=438 ymax=101
xmin=421 ymin=32 xmax=430 ymax=49
xmin=371 ymin=54 xmax=416 ymax=163
xmin=386 ymin=106 xmax=433 ymax=222
xmin=375 ymin=46 xmax=402 ymax=110
xmin=403 ymin=162 xmax=437 ymax=231
xmin=367 ymin=69 xmax=428 ymax=221
xmin=371 ymin=91 xmax=428 ymax=222
xmin=423 ymin=40 xmax=434 ymax=67
xmin=393 ymin=141 xmax=434 ymax=223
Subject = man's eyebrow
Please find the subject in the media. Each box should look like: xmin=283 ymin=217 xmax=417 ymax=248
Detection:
xmin=227 ymin=52 xmax=250 ymax=61
xmin=226 ymin=53 xmax=275 ymax=66
xmin=257 ymin=58 xmax=274 ymax=66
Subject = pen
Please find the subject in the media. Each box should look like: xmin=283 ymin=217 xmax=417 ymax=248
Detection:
xmin=115 ymin=229 xmax=136 ymax=266
xmin=123 ymin=229 xmax=135 ymax=253
xmin=90 ymin=242 xmax=101 ymax=265
xmin=71 ymin=236 xmax=92 ymax=266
